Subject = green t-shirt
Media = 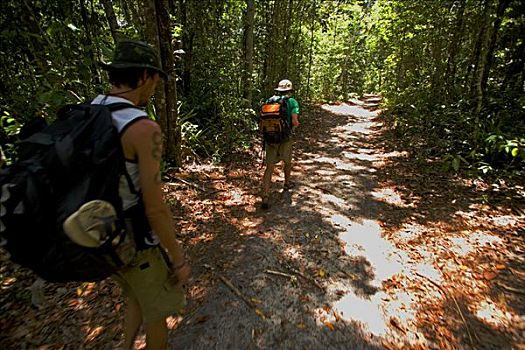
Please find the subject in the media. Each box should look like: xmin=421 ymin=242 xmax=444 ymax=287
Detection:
xmin=267 ymin=95 xmax=300 ymax=124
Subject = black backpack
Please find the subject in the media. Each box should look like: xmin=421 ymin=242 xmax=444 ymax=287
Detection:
xmin=259 ymin=96 xmax=291 ymax=144
xmin=0 ymin=103 xmax=138 ymax=282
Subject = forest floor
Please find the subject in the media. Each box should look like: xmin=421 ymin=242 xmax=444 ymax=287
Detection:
xmin=1 ymin=98 xmax=524 ymax=350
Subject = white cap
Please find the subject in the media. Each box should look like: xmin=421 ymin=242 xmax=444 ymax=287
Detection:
xmin=63 ymin=200 xmax=117 ymax=247
xmin=275 ymin=79 xmax=293 ymax=92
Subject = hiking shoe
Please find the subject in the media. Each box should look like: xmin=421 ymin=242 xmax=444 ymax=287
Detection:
xmin=261 ymin=197 xmax=270 ymax=210
xmin=283 ymin=182 xmax=295 ymax=191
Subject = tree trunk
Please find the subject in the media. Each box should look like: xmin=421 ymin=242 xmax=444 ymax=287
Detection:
xmin=155 ymin=0 xmax=181 ymax=166
xmin=468 ymin=0 xmax=490 ymax=95
xmin=282 ymin=0 xmax=293 ymax=74
xmin=242 ymin=0 xmax=255 ymax=106
xmin=179 ymin=0 xmax=194 ymax=96
xmin=79 ymin=0 xmax=100 ymax=86
xmin=101 ymin=0 xmax=120 ymax=43
xmin=306 ymin=0 xmax=316 ymax=102
xmin=445 ymin=0 xmax=466 ymax=96
xmin=142 ymin=0 xmax=170 ymax=162
xmin=480 ymin=0 xmax=511 ymax=94
xmin=130 ymin=0 xmax=145 ymax=36
xmin=21 ymin=0 xmax=51 ymax=73
xmin=263 ymin=0 xmax=279 ymax=95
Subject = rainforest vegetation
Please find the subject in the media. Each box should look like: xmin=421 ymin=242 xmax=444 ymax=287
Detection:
xmin=1 ymin=0 xmax=524 ymax=175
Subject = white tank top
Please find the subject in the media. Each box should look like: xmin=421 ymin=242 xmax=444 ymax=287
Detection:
xmin=91 ymin=95 xmax=146 ymax=210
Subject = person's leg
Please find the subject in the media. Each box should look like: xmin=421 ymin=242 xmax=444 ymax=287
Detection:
xmin=144 ymin=318 xmax=168 ymax=350
xmin=262 ymin=162 xmax=275 ymax=208
xmin=283 ymin=140 xmax=294 ymax=188
xmin=122 ymin=294 xmax=143 ymax=350
xmin=284 ymin=160 xmax=292 ymax=186
xmin=262 ymin=163 xmax=276 ymax=198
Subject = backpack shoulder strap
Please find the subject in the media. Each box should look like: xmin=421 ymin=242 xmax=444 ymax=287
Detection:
xmin=100 ymin=102 xmax=149 ymax=135
xmin=105 ymin=102 xmax=141 ymax=112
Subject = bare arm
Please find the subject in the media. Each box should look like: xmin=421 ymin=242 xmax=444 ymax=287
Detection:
xmin=291 ymin=113 xmax=299 ymax=127
xmin=122 ymin=120 xmax=186 ymax=269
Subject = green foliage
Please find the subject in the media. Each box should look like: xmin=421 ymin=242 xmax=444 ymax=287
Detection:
xmin=1 ymin=0 xmax=523 ymax=178
xmin=365 ymin=0 xmax=525 ymax=176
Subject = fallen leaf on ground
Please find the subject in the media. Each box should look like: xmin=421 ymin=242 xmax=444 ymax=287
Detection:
xmin=483 ymin=271 xmax=498 ymax=280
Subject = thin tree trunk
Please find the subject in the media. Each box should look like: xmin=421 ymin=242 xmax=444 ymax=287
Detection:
xmin=155 ymin=0 xmax=181 ymax=166
xmin=21 ymin=0 xmax=51 ymax=72
xmin=179 ymin=0 xmax=193 ymax=96
xmin=445 ymin=0 xmax=466 ymax=95
xmin=242 ymin=0 xmax=256 ymax=106
xmin=306 ymin=0 xmax=316 ymax=102
xmin=471 ymin=0 xmax=493 ymax=139
xmin=130 ymin=0 xmax=145 ymax=36
xmin=142 ymin=0 xmax=170 ymax=163
xmin=79 ymin=0 xmax=100 ymax=86
xmin=282 ymin=0 xmax=292 ymax=74
xmin=101 ymin=0 xmax=120 ymax=43
xmin=480 ymin=0 xmax=511 ymax=94
xmin=263 ymin=0 xmax=279 ymax=94
xmin=468 ymin=0 xmax=490 ymax=95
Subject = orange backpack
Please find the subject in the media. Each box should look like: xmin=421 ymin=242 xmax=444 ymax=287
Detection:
xmin=258 ymin=97 xmax=291 ymax=144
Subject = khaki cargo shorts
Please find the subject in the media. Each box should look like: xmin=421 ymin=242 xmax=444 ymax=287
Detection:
xmin=265 ymin=139 xmax=293 ymax=165
xmin=112 ymin=246 xmax=186 ymax=323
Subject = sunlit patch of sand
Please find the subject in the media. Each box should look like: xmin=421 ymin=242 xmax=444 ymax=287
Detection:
xmin=382 ymin=290 xmax=430 ymax=345
xmin=314 ymin=156 xmax=339 ymax=165
xmin=319 ymin=193 xmax=347 ymax=207
xmin=314 ymin=168 xmax=338 ymax=176
xmin=335 ymin=161 xmax=368 ymax=172
xmin=441 ymin=231 xmax=504 ymax=270
xmin=395 ymin=223 xmax=427 ymax=242
xmin=342 ymin=151 xmax=377 ymax=161
xmin=406 ymin=262 xmax=444 ymax=288
xmin=322 ymin=103 xmax=377 ymax=118
xmin=491 ymin=215 xmax=519 ymax=227
xmin=470 ymin=231 xmax=504 ymax=247
xmin=472 ymin=299 xmax=511 ymax=328
xmin=325 ymin=214 xmax=448 ymax=343
xmin=326 ymin=290 xmax=390 ymax=336
xmin=371 ymin=188 xmax=406 ymax=206
xmin=339 ymin=219 xmax=404 ymax=284
xmin=448 ymin=236 xmax=475 ymax=257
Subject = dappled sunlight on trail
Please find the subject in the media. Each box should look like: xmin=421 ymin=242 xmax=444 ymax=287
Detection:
xmin=322 ymin=103 xmax=377 ymax=118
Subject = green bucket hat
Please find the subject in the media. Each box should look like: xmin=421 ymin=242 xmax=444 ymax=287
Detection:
xmin=100 ymin=40 xmax=168 ymax=79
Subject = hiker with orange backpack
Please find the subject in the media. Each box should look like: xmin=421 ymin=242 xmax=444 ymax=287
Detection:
xmin=259 ymin=79 xmax=300 ymax=209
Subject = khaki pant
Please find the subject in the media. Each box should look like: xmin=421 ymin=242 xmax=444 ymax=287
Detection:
xmin=265 ymin=139 xmax=293 ymax=165
xmin=112 ymin=247 xmax=186 ymax=323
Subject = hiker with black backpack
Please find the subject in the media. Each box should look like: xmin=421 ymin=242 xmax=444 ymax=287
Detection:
xmin=96 ymin=40 xmax=191 ymax=350
xmin=259 ymin=79 xmax=300 ymax=209
xmin=0 ymin=40 xmax=190 ymax=349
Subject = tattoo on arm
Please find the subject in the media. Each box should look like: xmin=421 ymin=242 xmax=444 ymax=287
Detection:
xmin=151 ymin=131 xmax=163 ymax=160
